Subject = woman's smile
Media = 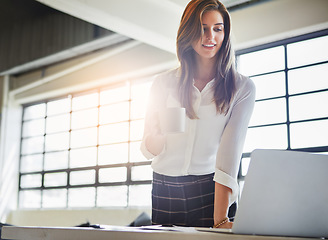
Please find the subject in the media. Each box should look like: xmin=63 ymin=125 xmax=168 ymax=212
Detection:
xmin=202 ymin=43 xmax=217 ymax=50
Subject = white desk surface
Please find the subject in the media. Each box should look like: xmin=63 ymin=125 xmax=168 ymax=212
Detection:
xmin=1 ymin=225 xmax=322 ymax=240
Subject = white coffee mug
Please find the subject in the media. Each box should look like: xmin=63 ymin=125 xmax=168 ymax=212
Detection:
xmin=159 ymin=107 xmax=186 ymax=134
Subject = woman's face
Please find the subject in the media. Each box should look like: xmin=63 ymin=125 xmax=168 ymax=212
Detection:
xmin=192 ymin=10 xmax=225 ymax=60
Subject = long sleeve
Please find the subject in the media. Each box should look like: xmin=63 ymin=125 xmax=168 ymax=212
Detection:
xmin=213 ymin=77 xmax=256 ymax=206
xmin=140 ymin=75 xmax=168 ymax=159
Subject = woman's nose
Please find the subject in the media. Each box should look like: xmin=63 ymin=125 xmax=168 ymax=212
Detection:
xmin=205 ymin=30 xmax=214 ymax=40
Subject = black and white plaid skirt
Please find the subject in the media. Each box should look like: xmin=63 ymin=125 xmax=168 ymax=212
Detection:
xmin=151 ymin=172 xmax=236 ymax=227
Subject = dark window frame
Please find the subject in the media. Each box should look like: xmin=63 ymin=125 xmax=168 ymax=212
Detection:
xmin=237 ymin=29 xmax=328 ymax=181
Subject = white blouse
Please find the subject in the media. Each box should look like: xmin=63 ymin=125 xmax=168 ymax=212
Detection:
xmin=140 ymin=69 xmax=256 ymax=205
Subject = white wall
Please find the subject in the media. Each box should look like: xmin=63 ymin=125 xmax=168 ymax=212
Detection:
xmin=11 ymin=41 xmax=178 ymax=105
xmin=231 ymin=0 xmax=328 ymax=49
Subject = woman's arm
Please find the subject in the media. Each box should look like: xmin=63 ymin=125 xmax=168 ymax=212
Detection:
xmin=145 ymin=113 xmax=166 ymax=156
xmin=214 ymin=182 xmax=233 ymax=228
xmin=213 ymin=77 xmax=256 ymax=228
xmin=140 ymin=77 xmax=168 ymax=159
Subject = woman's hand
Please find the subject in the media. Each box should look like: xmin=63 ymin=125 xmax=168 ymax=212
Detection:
xmin=145 ymin=132 xmax=166 ymax=156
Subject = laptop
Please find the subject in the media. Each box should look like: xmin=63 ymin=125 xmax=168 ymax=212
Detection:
xmin=232 ymin=149 xmax=328 ymax=238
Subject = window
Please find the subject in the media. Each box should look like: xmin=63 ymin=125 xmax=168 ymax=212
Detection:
xmin=19 ymin=80 xmax=152 ymax=209
xmin=236 ymin=30 xmax=328 ymax=194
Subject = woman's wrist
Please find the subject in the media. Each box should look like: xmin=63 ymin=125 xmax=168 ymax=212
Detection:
xmin=213 ymin=212 xmax=228 ymax=224
xmin=213 ymin=217 xmax=229 ymax=228
xmin=213 ymin=217 xmax=233 ymax=229
xmin=213 ymin=182 xmax=233 ymax=228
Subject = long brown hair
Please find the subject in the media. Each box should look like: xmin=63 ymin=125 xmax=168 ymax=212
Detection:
xmin=176 ymin=0 xmax=237 ymax=119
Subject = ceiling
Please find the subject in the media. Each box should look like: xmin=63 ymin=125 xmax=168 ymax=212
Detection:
xmin=35 ymin=0 xmax=253 ymax=54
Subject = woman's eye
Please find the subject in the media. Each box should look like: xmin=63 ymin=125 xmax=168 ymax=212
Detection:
xmin=214 ymin=28 xmax=223 ymax=32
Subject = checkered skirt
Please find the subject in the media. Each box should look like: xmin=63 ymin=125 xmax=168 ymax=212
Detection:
xmin=152 ymin=172 xmax=235 ymax=227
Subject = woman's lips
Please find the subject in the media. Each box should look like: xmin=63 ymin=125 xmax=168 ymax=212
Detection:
xmin=202 ymin=43 xmax=216 ymax=49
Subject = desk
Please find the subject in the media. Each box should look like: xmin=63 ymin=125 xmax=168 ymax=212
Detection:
xmin=1 ymin=226 xmax=321 ymax=240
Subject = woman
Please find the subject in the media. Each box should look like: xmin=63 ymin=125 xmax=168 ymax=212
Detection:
xmin=141 ymin=0 xmax=255 ymax=228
